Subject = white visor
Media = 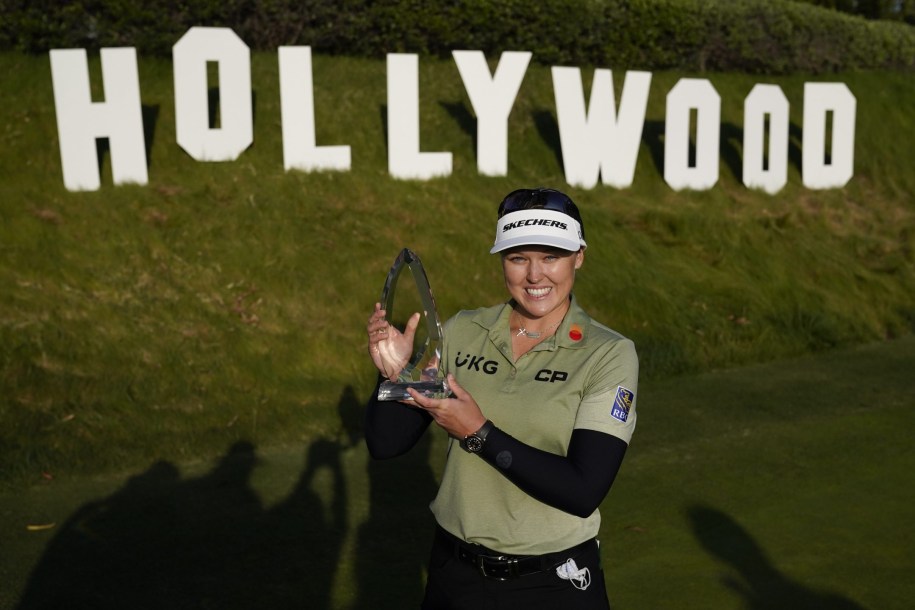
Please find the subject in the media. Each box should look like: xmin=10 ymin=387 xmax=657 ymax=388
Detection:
xmin=490 ymin=209 xmax=587 ymax=254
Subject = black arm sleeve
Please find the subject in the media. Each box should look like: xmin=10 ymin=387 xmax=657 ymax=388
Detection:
xmin=478 ymin=427 xmax=628 ymax=518
xmin=364 ymin=377 xmax=433 ymax=459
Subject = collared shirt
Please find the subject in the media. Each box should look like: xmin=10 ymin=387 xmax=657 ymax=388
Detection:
xmin=430 ymin=295 xmax=639 ymax=555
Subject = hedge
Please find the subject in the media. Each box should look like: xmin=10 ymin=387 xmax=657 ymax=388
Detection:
xmin=1 ymin=0 xmax=913 ymax=73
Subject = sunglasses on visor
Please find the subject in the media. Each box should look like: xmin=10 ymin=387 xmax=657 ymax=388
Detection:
xmin=496 ymin=188 xmax=585 ymax=239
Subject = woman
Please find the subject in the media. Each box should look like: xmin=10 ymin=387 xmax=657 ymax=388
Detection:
xmin=365 ymin=187 xmax=639 ymax=609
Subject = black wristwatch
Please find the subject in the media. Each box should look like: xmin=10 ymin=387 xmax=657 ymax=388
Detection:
xmin=460 ymin=420 xmax=494 ymax=454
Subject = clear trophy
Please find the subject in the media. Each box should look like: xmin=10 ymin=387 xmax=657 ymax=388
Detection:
xmin=376 ymin=248 xmax=451 ymax=401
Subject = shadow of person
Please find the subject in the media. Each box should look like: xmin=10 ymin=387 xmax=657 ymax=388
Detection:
xmin=338 ymin=384 xmax=365 ymax=447
xmin=257 ymin=437 xmax=348 ymax=610
xmin=15 ymin=460 xmax=183 ymax=609
xmin=165 ymin=440 xmax=265 ymax=608
xmin=687 ymin=504 xmax=868 ymax=610
xmin=16 ymin=441 xmax=302 ymax=609
xmin=352 ymin=412 xmax=439 ymax=609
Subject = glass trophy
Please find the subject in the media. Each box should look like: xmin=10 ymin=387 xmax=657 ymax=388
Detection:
xmin=376 ymin=248 xmax=451 ymax=401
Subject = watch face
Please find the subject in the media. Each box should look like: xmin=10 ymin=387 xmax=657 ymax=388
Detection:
xmin=465 ymin=435 xmax=484 ymax=453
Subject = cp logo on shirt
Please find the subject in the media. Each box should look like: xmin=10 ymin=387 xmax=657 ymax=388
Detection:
xmin=535 ymin=369 xmax=568 ymax=383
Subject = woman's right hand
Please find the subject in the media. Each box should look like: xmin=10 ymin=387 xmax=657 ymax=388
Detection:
xmin=367 ymin=302 xmax=420 ymax=381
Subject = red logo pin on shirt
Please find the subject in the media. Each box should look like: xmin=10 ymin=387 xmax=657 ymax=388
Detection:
xmin=569 ymin=324 xmax=583 ymax=341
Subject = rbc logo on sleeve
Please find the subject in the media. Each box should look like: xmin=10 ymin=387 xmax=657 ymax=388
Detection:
xmin=610 ymin=386 xmax=634 ymax=423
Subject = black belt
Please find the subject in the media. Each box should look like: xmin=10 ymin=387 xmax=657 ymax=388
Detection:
xmin=435 ymin=525 xmax=595 ymax=580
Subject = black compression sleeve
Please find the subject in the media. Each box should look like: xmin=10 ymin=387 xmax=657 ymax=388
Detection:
xmin=364 ymin=377 xmax=433 ymax=459
xmin=478 ymin=427 xmax=628 ymax=518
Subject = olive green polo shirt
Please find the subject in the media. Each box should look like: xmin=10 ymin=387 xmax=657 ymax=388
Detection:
xmin=430 ymin=295 xmax=639 ymax=555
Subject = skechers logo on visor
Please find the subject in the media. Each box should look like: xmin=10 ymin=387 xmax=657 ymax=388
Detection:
xmin=502 ymin=218 xmax=568 ymax=232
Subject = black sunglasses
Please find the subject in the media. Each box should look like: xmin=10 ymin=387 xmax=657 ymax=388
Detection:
xmin=497 ymin=188 xmax=585 ymax=239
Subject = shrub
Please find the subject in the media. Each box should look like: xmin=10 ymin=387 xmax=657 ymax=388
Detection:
xmin=1 ymin=0 xmax=912 ymax=73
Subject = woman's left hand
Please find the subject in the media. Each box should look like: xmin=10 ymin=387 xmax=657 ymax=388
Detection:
xmin=407 ymin=373 xmax=487 ymax=439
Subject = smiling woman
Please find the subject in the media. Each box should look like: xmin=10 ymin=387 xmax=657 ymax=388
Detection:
xmin=502 ymin=246 xmax=582 ymax=359
xmin=491 ymin=189 xmax=588 ymax=359
xmin=364 ymin=187 xmax=640 ymax=609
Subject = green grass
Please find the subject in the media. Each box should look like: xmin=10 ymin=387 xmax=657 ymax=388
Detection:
xmin=608 ymin=335 xmax=915 ymax=609
xmin=0 ymin=50 xmax=914 ymax=485
xmin=2 ymin=335 xmax=913 ymax=609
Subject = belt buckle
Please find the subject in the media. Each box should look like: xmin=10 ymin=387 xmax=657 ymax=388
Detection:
xmin=477 ymin=555 xmax=519 ymax=580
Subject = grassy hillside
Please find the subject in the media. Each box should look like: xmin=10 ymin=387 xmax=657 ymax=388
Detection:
xmin=1 ymin=50 xmax=913 ymax=484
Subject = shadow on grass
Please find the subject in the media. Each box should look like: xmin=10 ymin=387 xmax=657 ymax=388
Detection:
xmin=353 ymin=433 xmax=436 ymax=609
xmin=15 ymin=439 xmax=345 ymax=609
xmin=15 ymin=386 xmax=438 ymax=610
xmin=441 ymin=100 xmax=477 ymax=157
xmin=687 ymin=505 xmax=867 ymax=610
xmin=532 ymin=109 xmax=564 ymax=174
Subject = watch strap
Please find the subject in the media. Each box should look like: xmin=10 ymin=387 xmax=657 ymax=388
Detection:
xmin=461 ymin=420 xmax=494 ymax=453
xmin=474 ymin=420 xmax=494 ymax=443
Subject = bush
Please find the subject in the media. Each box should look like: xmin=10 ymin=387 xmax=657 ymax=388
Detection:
xmin=1 ymin=0 xmax=913 ymax=73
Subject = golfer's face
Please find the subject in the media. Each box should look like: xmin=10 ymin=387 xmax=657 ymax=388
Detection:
xmin=501 ymin=246 xmax=583 ymax=320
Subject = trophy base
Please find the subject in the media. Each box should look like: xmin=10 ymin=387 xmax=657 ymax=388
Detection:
xmin=377 ymin=380 xmax=451 ymax=401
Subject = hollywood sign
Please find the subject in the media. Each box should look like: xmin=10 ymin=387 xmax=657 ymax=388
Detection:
xmin=49 ymin=26 xmax=856 ymax=193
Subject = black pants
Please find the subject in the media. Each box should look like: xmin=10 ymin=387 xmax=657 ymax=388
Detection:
xmin=421 ymin=528 xmax=611 ymax=610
